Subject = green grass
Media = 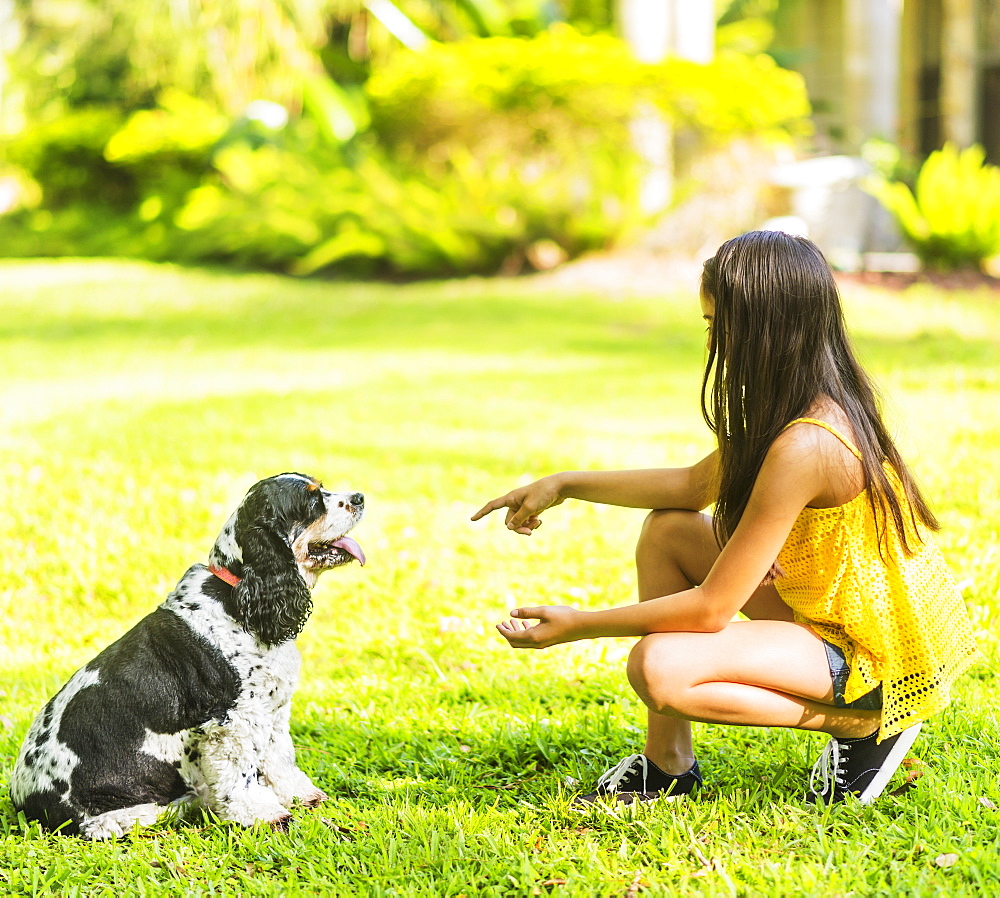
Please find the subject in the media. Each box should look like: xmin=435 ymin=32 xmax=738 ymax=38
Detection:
xmin=0 ymin=259 xmax=997 ymax=896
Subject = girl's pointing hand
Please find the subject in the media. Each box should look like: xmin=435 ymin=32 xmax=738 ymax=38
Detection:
xmin=471 ymin=475 xmax=565 ymax=535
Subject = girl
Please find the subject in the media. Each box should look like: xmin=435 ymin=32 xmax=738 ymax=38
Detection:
xmin=472 ymin=230 xmax=978 ymax=805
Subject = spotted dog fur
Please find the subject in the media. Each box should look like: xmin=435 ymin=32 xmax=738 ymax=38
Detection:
xmin=10 ymin=473 xmax=365 ymax=839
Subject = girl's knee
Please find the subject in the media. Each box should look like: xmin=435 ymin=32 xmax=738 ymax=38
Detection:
xmin=635 ymin=509 xmax=717 ymax=593
xmin=627 ymin=635 xmax=688 ymax=714
xmin=636 ymin=509 xmax=699 ymax=557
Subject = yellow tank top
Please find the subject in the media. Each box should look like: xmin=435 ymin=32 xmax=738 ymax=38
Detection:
xmin=773 ymin=418 xmax=979 ymax=740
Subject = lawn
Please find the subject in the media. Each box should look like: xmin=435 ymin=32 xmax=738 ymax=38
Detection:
xmin=0 ymin=258 xmax=997 ymax=896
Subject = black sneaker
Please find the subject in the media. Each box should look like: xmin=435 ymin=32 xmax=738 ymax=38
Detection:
xmin=807 ymin=722 xmax=922 ymax=805
xmin=573 ymin=753 xmax=702 ymax=807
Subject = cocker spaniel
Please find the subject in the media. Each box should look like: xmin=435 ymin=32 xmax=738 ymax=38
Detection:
xmin=10 ymin=473 xmax=365 ymax=839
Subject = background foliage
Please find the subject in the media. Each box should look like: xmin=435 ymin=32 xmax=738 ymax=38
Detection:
xmin=865 ymin=143 xmax=1000 ymax=273
xmin=0 ymin=0 xmax=810 ymax=276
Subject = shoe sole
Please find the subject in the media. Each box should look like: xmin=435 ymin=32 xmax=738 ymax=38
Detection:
xmin=571 ymin=790 xmax=694 ymax=810
xmin=856 ymin=722 xmax=922 ymax=805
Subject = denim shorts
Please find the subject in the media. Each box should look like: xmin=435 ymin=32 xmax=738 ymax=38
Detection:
xmin=823 ymin=640 xmax=883 ymax=710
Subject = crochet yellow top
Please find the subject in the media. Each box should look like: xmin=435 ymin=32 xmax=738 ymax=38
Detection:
xmin=773 ymin=418 xmax=979 ymax=740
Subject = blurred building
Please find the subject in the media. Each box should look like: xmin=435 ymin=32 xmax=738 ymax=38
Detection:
xmin=773 ymin=0 xmax=1000 ymax=162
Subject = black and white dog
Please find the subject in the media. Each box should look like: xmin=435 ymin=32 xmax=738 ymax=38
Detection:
xmin=10 ymin=473 xmax=365 ymax=839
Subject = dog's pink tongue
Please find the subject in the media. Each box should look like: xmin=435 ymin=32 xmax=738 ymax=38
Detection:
xmin=332 ymin=536 xmax=366 ymax=566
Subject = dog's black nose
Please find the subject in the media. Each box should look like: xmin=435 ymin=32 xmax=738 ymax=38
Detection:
xmin=350 ymin=492 xmax=364 ymax=508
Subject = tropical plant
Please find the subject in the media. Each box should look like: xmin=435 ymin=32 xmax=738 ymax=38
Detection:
xmin=0 ymin=22 xmax=810 ymax=275
xmin=2 ymin=0 xmax=339 ymax=120
xmin=170 ymin=29 xmax=808 ymax=276
xmin=865 ymin=143 xmax=1000 ymax=272
xmin=1 ymin=0 xmax=811 ymax=275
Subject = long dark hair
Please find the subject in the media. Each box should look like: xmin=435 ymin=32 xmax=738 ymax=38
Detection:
xmin=700 ymin=230 xmax=938 ymax=568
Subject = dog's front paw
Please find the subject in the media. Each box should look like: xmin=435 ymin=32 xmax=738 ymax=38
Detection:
xmin=214 ymin=784 xmax=293 ymax=830
xmin=298 ymin=788 xmax=328 ymax=808
xmin=269 ymin=812 xmax=293 ymax=833
xmin=266 ymin=768 xmax=326 ymax=807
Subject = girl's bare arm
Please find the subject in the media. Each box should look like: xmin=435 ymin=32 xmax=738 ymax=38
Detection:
xmin=497 ymin=428 xmax=829 ymax=644
xmin=471 ymin=452 xmax=719 ymax=535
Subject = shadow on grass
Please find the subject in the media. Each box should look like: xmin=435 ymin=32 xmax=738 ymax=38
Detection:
xmin=4 ymin=261 xmax=995 ymax=370
xmin=0 ymin=268 xmax=693 ymax=359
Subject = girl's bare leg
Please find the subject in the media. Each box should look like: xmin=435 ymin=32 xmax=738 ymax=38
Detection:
xmin=635 ymin=510 xmax=797 ymax=774
xmin=626 ymin=621 xmax=881 ymax=738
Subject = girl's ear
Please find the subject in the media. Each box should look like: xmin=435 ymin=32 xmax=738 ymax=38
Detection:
xmin=234 ymin=525 xmax=313 ymax=646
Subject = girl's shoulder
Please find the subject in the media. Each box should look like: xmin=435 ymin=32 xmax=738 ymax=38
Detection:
xmin=772 ymin=409 xmax=852 ymax=451
xmin=780 ymin=416 xmax=858 ymax=454
xmin=771 ymin=411 xmax=865 ymax=508
xmin=781 ymin=397 xmax=861 ymax=451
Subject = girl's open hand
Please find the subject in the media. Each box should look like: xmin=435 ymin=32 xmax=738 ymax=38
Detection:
xmin=470 ymin=475 xmax=565 ymax=535
xmin=496 ymin=605 xmax=582 ymax=649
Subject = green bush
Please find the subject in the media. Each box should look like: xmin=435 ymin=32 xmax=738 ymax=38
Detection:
xmin=170 ymin=132 xmax=620 ymax=276
xmin=0 ymin=29 xmax=810 ymax=276
xmin=866 ymin=143 xmax=1000 ymax=272
xmin=366 ymin=32 xmax=808 ymax=152
xmin=0 ymin=106 xmax=152 ymax=258
xmin=1 ymin=94 xmax=227 ymax=260
xmin=176 ymin=29 xmax=809 ymax=277
xmin=100 ymin=90 xmax=232 ymax=256
xmin=660 ymin=50 xmax=811 ymax=139
xmin=345 ymin=28 xmax=809 ymax=275
xmin=3 ymin=107 xmax=130 ymax=209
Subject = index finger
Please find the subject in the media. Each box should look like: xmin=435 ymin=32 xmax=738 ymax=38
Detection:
xmin=470 ymin=496 xmax=510 ymax=522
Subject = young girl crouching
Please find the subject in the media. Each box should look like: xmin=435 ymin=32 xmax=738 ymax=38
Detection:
xmin=472 ymin=230 xmax=979 ymax=805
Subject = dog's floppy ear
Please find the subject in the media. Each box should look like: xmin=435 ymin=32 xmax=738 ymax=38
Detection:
xmin=234 ymin=525 xmax=313 ymax=646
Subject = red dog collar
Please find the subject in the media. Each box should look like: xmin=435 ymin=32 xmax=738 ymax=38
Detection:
xmin=208 ymin=564 xmax=242 ymax=587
